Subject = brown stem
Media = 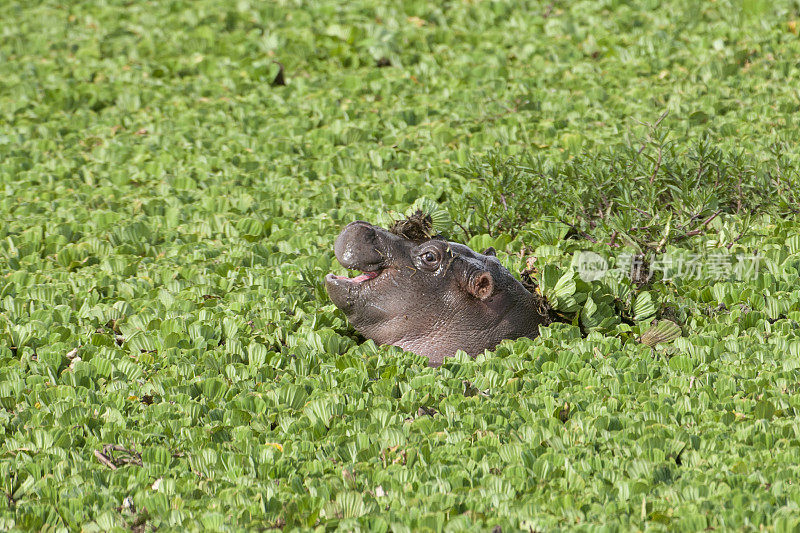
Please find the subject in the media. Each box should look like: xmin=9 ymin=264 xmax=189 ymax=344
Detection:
xmin=608 ymin=230 xmax=619 ymax=247
xmin=559 ymin=219 xmax=597 ymax=243
xmin=683 ymin=209 xmax=722 ymax=237
xmin=649 ymin=142 xmax=663 ymax=185
xmin=726 ymin=230 xmax=746 ymax=249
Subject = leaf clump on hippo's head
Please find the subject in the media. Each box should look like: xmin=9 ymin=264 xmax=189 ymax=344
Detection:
xmin=389 ymin=210 xmax=440 ymax=242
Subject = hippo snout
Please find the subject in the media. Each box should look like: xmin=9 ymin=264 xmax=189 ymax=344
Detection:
xmin=334 ymin=221 xmax=387 ymax=271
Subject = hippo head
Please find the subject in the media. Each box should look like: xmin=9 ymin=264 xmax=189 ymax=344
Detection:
xmin=325 ymin=221 xmax=548 ymax=366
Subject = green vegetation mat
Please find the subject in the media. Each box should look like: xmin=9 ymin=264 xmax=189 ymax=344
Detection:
xmin=3 ymin=0 xmax=800 ymax=530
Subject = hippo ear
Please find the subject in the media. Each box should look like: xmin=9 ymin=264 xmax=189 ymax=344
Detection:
xmin=468 ymin=271 xmax=495 ymax=301
xmin=482 ymin=247 xmax=496 ymax=256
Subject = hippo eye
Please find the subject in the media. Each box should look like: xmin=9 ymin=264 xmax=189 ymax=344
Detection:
xmin=421 ymin=250 xmax=440 ymax=266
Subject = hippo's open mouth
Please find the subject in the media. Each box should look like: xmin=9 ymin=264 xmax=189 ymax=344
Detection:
xmin=325 ymin=268 xmax=385 ymax=312
xmin=327 ymin=270 xmax=380 ymax=283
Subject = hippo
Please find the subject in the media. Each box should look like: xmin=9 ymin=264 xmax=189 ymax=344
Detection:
xmin=324 ymin=218 xmax=550 ymax=366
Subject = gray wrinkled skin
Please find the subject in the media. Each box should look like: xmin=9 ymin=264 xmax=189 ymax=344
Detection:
xmin=325 ymin=221 xmax=548 ymax=366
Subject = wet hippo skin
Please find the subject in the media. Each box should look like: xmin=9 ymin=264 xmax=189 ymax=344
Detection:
xmin=325 ymin=221 xmax=549 ymax=366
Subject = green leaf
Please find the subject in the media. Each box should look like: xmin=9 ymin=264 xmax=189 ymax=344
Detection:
xmin=754 ymin=399 xmax=775 ymax=420
xmin=668 ymin=355 xmax=693 ymax=373
xmin=580 ymin=296 xmax=600 ymax=329
xmin=632 ymin=291 xmax=656 ymax=321
xmin=551 ymin=271 xmax=577 ymax=299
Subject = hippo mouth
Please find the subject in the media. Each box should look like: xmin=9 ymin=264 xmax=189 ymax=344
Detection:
xmin=328 ymin=270 xmax=380 ymax=283
xmin=325 ymin=268 xmax=386 ymax=313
